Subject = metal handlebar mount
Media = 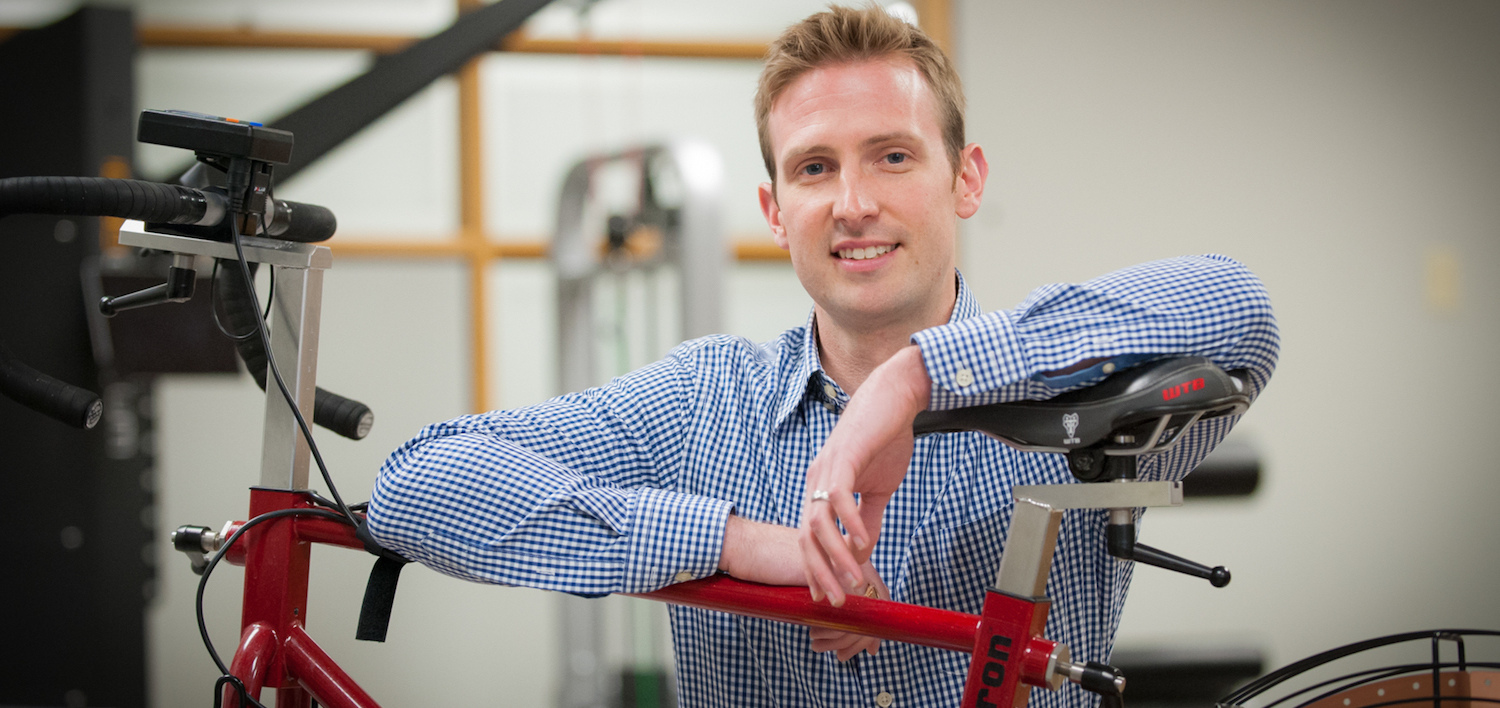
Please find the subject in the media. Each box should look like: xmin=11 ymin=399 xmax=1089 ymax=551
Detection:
xmin=117 ymin=220 xmax=330 ymax=490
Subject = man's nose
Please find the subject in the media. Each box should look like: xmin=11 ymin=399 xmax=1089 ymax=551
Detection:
xmin=832 ymin=170 xmax=878 ymax=224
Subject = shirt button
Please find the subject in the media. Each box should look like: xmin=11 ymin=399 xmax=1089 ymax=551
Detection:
xmin=955 ymin=367 xmax=975 ymax=388
xmin=823 ymin=382 xmax=838 ymax=399
xmin=673 ymin=571 xmax=695 ymax=583
xmin=875 ymin=691 xmax=894 ymax=707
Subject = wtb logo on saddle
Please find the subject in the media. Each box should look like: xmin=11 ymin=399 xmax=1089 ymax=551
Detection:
xmin=1061 ymin=413 xmax=1080 ymax=445
xmin=1160 ymin=377 xmax=1206 ymax=401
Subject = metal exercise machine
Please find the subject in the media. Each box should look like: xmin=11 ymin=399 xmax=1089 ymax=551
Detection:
xmin=552 ymin=141 xmax=726 ymax=708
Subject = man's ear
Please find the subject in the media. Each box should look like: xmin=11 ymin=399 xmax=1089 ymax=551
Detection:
xmin=759 ymin=182 xmax=790 ymax=249
xmin=954 ymin=143 xmax=988 ymax=219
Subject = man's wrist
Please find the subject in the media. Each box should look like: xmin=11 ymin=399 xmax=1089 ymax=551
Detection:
xmin=719 ymin=514 xmax=750 ymax=577
xmin=719 ymin=515 xmax=802 ymax=585
xmin=892 ymin=345 xmax=932 ymax=413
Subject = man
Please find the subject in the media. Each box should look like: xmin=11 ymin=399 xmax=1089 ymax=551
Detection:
xmin=368 ymin=6 xmax=1278 ymax=707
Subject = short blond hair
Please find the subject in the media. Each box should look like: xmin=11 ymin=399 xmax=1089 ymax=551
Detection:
xmin=755 ymin=4 xmax=966 ymax=183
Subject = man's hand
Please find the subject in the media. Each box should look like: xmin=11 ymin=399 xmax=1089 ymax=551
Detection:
xmin=721 ymin=516 xmax=891 ymax=659
xmin=808 ymin=560 xmax=890 ymax=661
xmin=799 ymin=345 xmax=931 ymax=606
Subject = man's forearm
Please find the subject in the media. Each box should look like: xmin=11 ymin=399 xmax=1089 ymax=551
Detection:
xmin=720 ymin=515 xmax=805 ymax=586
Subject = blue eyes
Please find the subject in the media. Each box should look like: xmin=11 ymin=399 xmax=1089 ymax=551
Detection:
xmin=799 ymin=153 xmax=907 ymax=176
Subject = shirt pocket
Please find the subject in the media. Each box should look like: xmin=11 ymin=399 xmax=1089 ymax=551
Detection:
xmin=902 ymin=509 xmax=1010 ymax=615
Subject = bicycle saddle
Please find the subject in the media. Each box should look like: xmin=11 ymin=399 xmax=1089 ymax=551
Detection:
xmin=913 ymin=357 xmax=1250 ymax=456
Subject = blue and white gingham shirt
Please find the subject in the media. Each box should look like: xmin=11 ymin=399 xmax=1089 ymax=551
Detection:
xmin=368 ymin=255 xmax=1279 ymax=708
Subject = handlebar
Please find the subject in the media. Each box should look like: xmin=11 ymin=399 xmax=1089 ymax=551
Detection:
xmin=0 ymin=173 xmax=367 ymax=439
xmin=0 ymin=176 xmax=336 ymax=243
xmin=0 ymin=339 xmax=102 ymax=429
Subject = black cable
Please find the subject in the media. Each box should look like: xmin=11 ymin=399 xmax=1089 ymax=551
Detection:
xmin=305 ymin=491 xmax=338 ymax=510
xmin=229 ymin=213 xmax=355 ymax=525
xmin=262 ymin=264 xmax=276 ymax=322
xmin=209 ymin=259 xmax=278 ymax=341
xmin=209 ymin=260 xmax=255 ymax=342
xmin=214 ymin=674 xmax=260 ymax=708
xmin=195 ymin=506 xmax=349 ymax=704
xmin=300 ymin=491 xmax=369 ymax=515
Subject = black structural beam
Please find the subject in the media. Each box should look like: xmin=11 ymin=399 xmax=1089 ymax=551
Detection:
xmin=154 ymin=0 xmax=557 ymax=185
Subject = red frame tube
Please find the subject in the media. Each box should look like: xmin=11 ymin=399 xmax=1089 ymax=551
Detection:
xmin=285 ymin=625 xmax=380 ymax=706
xmin=219 ymin=490 xmax=383 ymax=708
xmin=223 ymin=621 xmax=276 ymax=705
xmin=961 ymin=592 xmax=1053 ymax=708
xmin=637 ymin=576 xmax=980 ymax=653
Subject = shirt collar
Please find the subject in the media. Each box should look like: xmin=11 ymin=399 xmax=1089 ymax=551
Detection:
xmin=772 ymin=270 xmax=981 ymax=428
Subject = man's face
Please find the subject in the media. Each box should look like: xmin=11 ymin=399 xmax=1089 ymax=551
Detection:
xmin=759 ymin=56 xmax=986 ymax=335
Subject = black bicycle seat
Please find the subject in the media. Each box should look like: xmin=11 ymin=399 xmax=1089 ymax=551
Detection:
xmin=913 ymin=357 xmax=1250 ymax=455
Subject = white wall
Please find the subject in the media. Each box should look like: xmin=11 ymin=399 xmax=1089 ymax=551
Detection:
xmin=958 ymin=0 xmax=1500 ymax=669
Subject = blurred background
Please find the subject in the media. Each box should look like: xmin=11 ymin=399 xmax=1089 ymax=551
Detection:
xmin=0 ymin=1 xmax=1495 ymax=706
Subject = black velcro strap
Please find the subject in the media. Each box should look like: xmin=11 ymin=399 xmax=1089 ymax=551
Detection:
xmin=354 ymin=519 xmax=410 ymax=643
xmin=356 ymin=554 xmax=408 ymax=642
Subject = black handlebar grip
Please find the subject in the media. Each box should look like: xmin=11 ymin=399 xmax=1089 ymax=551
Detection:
xmin=267 ymin=199 xmax=337 ymax=243
xmin=314 ymin=388 xmax=374 ymax=440
xmin=0 ymin=176 xmax=213 ymax=224
xmin=213 ymin=260 xmax=373 ymax=440
xmin=0 ymin=341 xmax=103 ymax=429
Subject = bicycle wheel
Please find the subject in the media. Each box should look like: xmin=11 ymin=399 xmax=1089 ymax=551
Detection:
xmin=1217 ymin=630 xmax=1500 ymax=708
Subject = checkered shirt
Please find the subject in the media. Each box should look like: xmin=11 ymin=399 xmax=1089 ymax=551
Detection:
xmin=368 ymin=254 xmax=1280 ymax=708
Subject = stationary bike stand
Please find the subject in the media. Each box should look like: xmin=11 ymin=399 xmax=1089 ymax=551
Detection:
xmin=124 ymin=217 xmax=376 ymax=707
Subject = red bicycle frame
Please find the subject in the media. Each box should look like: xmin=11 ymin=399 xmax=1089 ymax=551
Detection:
xmin=209 ymin=480 xmax=1180 ymax=707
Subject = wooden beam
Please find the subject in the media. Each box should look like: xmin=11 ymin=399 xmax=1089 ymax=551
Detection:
xmin=499 ymin=33 xmax=766 ymax=60
xmin=914 ymin=0 xmax=954 ymax=59
xmin=733 ymin=240 xmax=791 ymax=262
xmin=109 ymin=25 xmax=772 ymax=59
xmin=326 ymin=239 xmax=544 ymax=259
xmin=457 ymin=0 xmax=492 ymax=414
xmin=326 ymin=237 xmax=787 ymax=262
xmin=137 ymin=26 xmax=415 ymax=52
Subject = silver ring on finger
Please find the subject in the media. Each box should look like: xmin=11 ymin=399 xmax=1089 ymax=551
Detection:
xmin=810 ymin=489 xmax=831 ymax=502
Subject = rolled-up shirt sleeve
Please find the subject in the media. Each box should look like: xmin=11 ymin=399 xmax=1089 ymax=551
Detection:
xmin=366 ymin=351 xmax=734 ymax=595
xmin=913 ymin=254 xmax=1279 ymax=409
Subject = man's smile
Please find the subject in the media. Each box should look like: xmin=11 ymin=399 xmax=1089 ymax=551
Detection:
xmin=836 ymin=243 xmax=898 ymax=260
